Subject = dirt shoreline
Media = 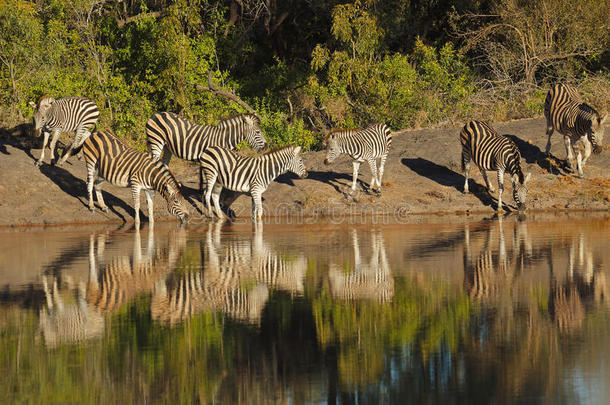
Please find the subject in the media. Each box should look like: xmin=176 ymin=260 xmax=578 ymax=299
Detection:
xmin=0 ymin=117 xmax=608 ymax=227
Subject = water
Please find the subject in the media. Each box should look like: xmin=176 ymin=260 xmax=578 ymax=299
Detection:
xmin=1 ymin=214 xmax=609 ymax=404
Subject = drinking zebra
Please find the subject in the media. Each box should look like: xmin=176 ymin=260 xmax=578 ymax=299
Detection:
xmin=28 ymin=96 xmax=99 ymax=167
xmin=145 ymin=112 xmax=268 ymax=188
xmin=460 ymin=120 xmax=531 ymax=211
xmin=82 ymin=130 xmax=190 ymax=227
xmin=200 ymin=145 xmax=307 ymax=220
xmin=544 ymin=83 xmax=607 ymax=177
xmin=323 ymin=123 xmax=392 ymax=196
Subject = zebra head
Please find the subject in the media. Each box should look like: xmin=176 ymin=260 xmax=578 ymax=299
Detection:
xmin=324 ymin=132 xmax=340 ymax=165
xmin=28 ymin=96 xmax=55 ymax=137
xmin=287 ymin=146 xmax=308 ymax=178
xmin=166 ymin=190 xmax=191 ymax=225
xmin=242 ymin=114 xmax=268 ymax=152
xmin=590 ymin=113 xmax=607 ymax=154
xmin=511 ymin=172 xmax=531 ymax=211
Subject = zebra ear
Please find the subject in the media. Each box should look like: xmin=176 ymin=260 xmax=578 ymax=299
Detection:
xmin=243 ymin=115 xmax=254 ymax=126
xmin=600 ymin=114 xmax=607 ymax=127
xmin=39 ymin=97 xmax=55 ymax=111
xmin=511 ymin=173 xmax=520 ymax=184
xmin=28 ymin=101 xmax=36 ymax=108
xmin=293 ymin=146 xmax=302 ymax=155
xmin=524 ymin=173 xmax=531 ymax=184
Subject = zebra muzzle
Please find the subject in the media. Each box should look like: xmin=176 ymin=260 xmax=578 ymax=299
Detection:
xmin=593 ymin=145 xmax=602 ymax=154
xmin=324 ymin=159 xmax=330 ymax=165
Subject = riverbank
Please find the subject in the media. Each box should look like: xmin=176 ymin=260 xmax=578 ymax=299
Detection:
xmin=0 ymin=117 xmax=608 ymax=226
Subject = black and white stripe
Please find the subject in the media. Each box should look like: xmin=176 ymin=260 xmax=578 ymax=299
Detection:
xmin=200 ymin=145 xmax=307 ymax=220
xmin=323 ymin=123 xmax=392 ymax=195
xmin=460 ymin=121 xmax=531 ymax=211
xmin=328 ymin=230 xmax=394 ymax=302
xmin=29 ymin=96 xmax=99 ymax=167
xmin=82 ymin=130 xmax=190 ymax=227
xmin=145 ymin=112 xmax=268 ymax=180
xmin=544 ymin=83 xmax=607 ymax=177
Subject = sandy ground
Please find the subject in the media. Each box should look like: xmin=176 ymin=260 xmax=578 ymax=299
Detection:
xmin=0 ymin=117 xmax=608 ymax=227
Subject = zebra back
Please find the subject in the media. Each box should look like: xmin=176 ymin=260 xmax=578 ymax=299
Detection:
xmin=145 ymin=112 xmax=266 ymax=161
xmin=460 ymin=120 xmax=524 ymax=180
xmin=324 ymin=123 xmax=392 ymax=161
xmin=83 ymin=130 xmax=183 ymax=199
xmin=544 ymin=83 xmax=605 ymax=146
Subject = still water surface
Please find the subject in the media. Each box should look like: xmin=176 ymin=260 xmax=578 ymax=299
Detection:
xmin=1 ymin=215 xmax=609 ymax=404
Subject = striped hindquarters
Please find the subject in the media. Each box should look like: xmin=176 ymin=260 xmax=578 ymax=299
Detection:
xmin=83 ymin=130 xmax=180 ymax=194
xmin=200 ymin=147 xmax=254 ymax=192
xmin=47 ymin=97 xmax=99 ymax=133
xmin=460 ymin=121 xmax=521 ymax=175
xmin=326 ymin=123 xmax=391 ymax=161
xmin=544 ymin=83 xmax=599 ymax=139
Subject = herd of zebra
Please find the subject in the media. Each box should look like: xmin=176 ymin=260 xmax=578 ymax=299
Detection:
xmin=28 ymin=83 xmax=606 ymax=223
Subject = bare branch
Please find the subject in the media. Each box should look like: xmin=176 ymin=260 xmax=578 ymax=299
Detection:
xmin=191 ymin=71 xmax=260 ymax=118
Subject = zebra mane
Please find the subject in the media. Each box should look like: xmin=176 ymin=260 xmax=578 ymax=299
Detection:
xmin=261 ymin=145 xmax=296 ymax=156
xmin=217 ymin=113 xmax=260 ymax=128
xmin=36 ymin=95 xmax=54 ymax=108
xmin=323 ymin=128 xmax=360 ymax=145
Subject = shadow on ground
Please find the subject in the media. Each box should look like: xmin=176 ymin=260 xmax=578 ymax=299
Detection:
xmin=401 ymin=157 xmax=499 ymax=210
xmin=504 ymin=134 xmax=570 ymax=175
xmin=38 ymin=163 xmax=135 ymax=222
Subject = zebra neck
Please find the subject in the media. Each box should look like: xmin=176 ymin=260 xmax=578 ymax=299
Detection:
xmin=338 ymin=135 xmax=357 ymax=156
xmin=261 ymin=152 xmax=291 ymax=185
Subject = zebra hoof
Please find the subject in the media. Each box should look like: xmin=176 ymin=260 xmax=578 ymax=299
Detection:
xmin=88 ymin=206 xmax=95 ymax=212
xmin=462 ymin=190 xmax=469 ymax=195
xmin=34 ymin=160 xmax=41 ymax=167
xmin=100 ymin=206 xmax=109 ymax=213
xmin=374 ymin=190 xmax=382 ymax=198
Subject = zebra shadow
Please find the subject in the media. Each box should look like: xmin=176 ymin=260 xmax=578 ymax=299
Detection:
xmin=0 ymin=123 xmax=38 ymax=161
xmin=401 ymin=157 xmax=497 ymax=209
xmin=504 ymin=134 xmax=567 ymax=175
xmin=305 ymin=170 xmax=357 ymax=195
xmin=38 ymin=164 xmax=136 ymax=222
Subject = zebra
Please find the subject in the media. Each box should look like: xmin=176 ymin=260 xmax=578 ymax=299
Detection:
xmin=323 ymin=123 xmax=392 ymax=196
xmin=86 ymin=227 xmax=186 ymax=314
xmin=28 ymin=96 xmax=99 ymax=167
xmin=200 ymin=145 xmax=307 ymax=220
xmin=544 ymin=83 xmax=607 ymax=177
xmin=145 ymin=112 xmax=268 ymax=188
xmin=151 ymin=223 xmax=307 ymax=325
xmin=328 ymin=229 xmax=394 ymax=302
xmin=81 ymin=130 xmax=191 ymax=227
xmin=39 ymin=275 xmax=104 ymax=347
xmin=460 ymin=120 xmax=531 ymax=212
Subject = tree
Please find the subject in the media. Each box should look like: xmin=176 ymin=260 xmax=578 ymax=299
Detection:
xmin=454 ymin=0 xmax=610 ymax=85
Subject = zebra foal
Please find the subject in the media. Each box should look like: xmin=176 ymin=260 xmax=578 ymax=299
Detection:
xmin=200 ymin=146 xmax=307 ymax=220
xmin=82 ymin=130 xmax=190 ymax=227
xmin=544 ymin=83 xmax=607 ymax=178
xmin=323 ymin=123 xmax=392 ymax=196
xmin=460 ymin=121 xmax=530 ymax=212
xmin=29 ymin=96 xmax=99 ymax=167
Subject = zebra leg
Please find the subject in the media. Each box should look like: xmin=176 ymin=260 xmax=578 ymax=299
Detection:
xmin=366 ymin=159 xmax=379 ymax=194
xmin=131 ymin=184 xmax=142 ymax=228
xmin=350 ymin=161 xmax=361 ymax=193
xmin=581 ymin=137 xmax=592 ymax=169
xmin=496 ymin=170 xmax=505 ymax=212
xmin=36 ymin=130 xmax=51 ymax=167
xmin=203 ymin=173 xmax=217 ymax=217
xmin=251 ymin=190 xmax=263 ymax=221
xmin=211 ymin=183 xmax=227 ymax=219
xmin=462 ymin=156 xmax=471 ymax=194
xmin=94 ymin=178 xmax=108 ymax=212
xmin=86 ymin=164 xmax=97 ymax=211
xmin=47 ymin=130 xmax=63 ymax=165
xmin=575 ymin=147 xmax=584 ymax=178
xmin=145 ymin=190 xmax=155 ymax=225
xmin=480 ymin=169 xmax=495 ymax=193
xmin=563 ymin=136 xmax=575 ymax=173
xmin=377 ymin=155 xmax=388 ymax=194
xmin=545 ymin=123 xmax=554 ymax=156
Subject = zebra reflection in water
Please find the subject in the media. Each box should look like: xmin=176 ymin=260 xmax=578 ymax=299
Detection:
xmin=550 ymin=232 xmax=609 ymax=332
xmin=328 ymin=229 xmax=394 ymax=302
xmin=39 ymin=227 xmax=185 ymax=347
xmin=151 ymin=222 xmax=308 ymax=325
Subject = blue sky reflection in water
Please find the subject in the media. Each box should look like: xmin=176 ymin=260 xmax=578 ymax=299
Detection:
xmin=0 ymin=214 xmax=608 ymax=404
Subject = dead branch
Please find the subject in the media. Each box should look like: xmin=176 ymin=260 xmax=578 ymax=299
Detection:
xmin=191 ymin=71 xmax=260 ymax=118
xmin=116 ymin=11 xmax=166 ymax=27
